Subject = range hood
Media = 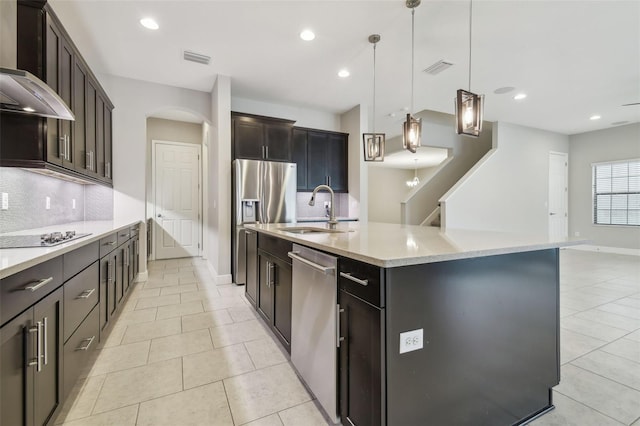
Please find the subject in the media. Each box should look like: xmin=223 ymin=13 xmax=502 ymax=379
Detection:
xmin=0 ymin=67 xmax=75 ymax=120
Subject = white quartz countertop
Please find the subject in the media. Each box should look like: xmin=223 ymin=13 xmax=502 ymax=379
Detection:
xmin=0 ymin=220 xmax=142 ymax=279
xmin=247 ymin=222 xmax=585 ymax=267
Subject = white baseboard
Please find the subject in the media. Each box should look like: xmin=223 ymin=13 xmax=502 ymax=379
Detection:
xmin=135 ymin=271 xmax=149 ymax=282
xmin=567 ymin=244 xmax=640 ymax=257
xmin=205 ymin=261 xmax=234 ymax=285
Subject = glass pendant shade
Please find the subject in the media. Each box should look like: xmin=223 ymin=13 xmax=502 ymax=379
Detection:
xmin=455 ymin=89 xmax=484 ymax=137
xmin=402 ymin=113 xmax=422 ymax=153
xmin=363 ymin=133 xmax=385 ymax=161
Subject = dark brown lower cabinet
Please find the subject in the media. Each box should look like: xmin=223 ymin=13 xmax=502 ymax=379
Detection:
xmin=339 ymin=290 xmax=385 ymax=426
xmin=256 ymin=238 xmax=292 ymax=352
xmin=1 ymin=287 xmax=64 ymax=426
xmin=245 ymin=230 xmax=258 ymax=306
xmin=99 ymin=250 xmax=117 ymax=334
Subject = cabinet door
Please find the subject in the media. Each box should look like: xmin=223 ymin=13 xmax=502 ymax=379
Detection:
xmin=59 ymin=37 xmax=74 ymax=168
xmin=292 ymin=129 xmax=308 ymax=191
xmin=245 ymin=230 xmax=258 ymax=307
xmin=327 ymin=134 xmax=348 ymax=192
xmin=33 ymin=287 xmax=63 ymax=426
xmin=99 ymin=254 xmax=111 ymax=334
xmin=45 ymin=16 xmax=63 ymax=166
xmin=307 ymin=131 xmax=328 ymax=188
xmin=339 ymin=290 xmax=384 ymax=426
xmin=233 ymin=118 xmax=264 ymax=160
xmin=96 ymin=95 xmax=105 ymax=178
xmin=272 ymin=258 xmax=292 ymax=348
xmin=104 ymin=105 xmax=113 ymax=181
xmin=1 ymin=309 xmax=35 ymax=426
xmin=257 ymin=254 xmax=273 ymax=322
xmin=73 ymin=59 xmax=88 ymax=173
xmin=86 ymin=80 xmax=97 ymax=175
xmin=116 ymin=247 xmax=124 ymax=304
xmin=265 ymin=123 xmax=292 ymax=162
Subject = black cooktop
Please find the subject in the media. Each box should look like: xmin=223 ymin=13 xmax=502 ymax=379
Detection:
xmin=0 ymin=232 xmax=91 ymax=248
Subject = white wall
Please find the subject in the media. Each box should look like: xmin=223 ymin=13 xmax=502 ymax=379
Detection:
xmin=147 ymin=118 xmax=203 ymax=145
xmin=341 ymin=105 xmax=368 ymax=221
xmin=231 ymin=96 xmax=340 ymax=131
xmin=368 ymin=167 xmax=413 ymax=223
xmin=209 ymin=76 xmax=232 ymax=282
xmin=99 ymin=74 xmax=211 ymax=270
xmin=442 ymin=121 xmax=569 ymax=234
xmin=569 ymin=123 xmax=640 ymax=249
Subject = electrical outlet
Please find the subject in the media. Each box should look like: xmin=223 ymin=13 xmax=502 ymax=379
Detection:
xmin=45 ymin=196 xmax=51 ymax=210
xmin=72 ymin=199 xmax=76 ymax=209
xmin=399 ymin=328 xmax=424 ymax=354
xmin=1 ymin=192 xmax=8 ymax=210
xmin=324 ymin=201 xmax=330 ymax=208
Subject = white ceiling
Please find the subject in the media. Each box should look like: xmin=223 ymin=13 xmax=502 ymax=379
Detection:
xmin=49 ymin=0 xmax=640 ymax=141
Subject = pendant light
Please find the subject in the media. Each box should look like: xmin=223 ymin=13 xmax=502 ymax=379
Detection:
xmin=363 ymin=34 xmax=385 ymax=162
xmin=403 ymin=0 xmax=422 ymax=153
xmin=406 ymin=159 xmax=420 ymax=187
xmin=455 ymin=0 xmax=484 ymax=137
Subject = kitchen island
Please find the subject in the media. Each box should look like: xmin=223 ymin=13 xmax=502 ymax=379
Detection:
xmin=245 ymin=221 xmax=581 ymax=426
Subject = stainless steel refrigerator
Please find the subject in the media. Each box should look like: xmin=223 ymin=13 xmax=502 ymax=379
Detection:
xmin=232 ymin=159 xmax=296 ymax=286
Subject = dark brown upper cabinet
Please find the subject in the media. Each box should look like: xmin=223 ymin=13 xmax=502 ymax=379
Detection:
xmin=232 ymin=112 xmax=295 ymax=162
xmin=292 ymin=127 xmax=348 ymax=192
xmin=0 ymin=0 xmax=114 ymax=186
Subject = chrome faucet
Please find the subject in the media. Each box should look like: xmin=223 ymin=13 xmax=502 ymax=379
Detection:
xmin=309 ymin=184 xmax=338 ymax=229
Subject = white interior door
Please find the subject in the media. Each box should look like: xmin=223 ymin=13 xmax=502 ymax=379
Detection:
xmin=548 ymin=152 xmax=568 ymax=240
xmin=154 ymin=142 xmax=201 ymax=259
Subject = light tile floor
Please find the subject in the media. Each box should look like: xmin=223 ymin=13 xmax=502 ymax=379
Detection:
xmin=55 ymin=249 xmax=640 ymax=425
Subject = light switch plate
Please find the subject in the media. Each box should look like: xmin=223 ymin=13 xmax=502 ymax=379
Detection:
xmin=1 ymin=192 xmax=8 ymax=210
xmin=45 ymin=196 xmax=51 ymax=210
xmin=399 ymin=328 xmax=423 ymax=354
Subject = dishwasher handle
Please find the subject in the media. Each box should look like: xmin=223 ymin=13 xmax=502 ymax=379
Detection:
xmin=288 ymin=251 xmax=335 ymax=275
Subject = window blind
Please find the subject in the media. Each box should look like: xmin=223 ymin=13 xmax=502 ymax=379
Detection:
xmin=593 ymin=159 xmax=640 ymax=226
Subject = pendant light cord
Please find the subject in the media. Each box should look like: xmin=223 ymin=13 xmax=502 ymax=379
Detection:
xmin=411 ymin=7 xmax=415 ymax=115
xmin=373 ymin=41 xmax=377 ymax=133
xmin=468 ymin=0 xmax=473 ymax=91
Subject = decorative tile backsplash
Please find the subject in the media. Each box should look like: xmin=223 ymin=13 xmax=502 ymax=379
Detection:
xmin=296 ymin=192 xmax=349 ymax=219
xmin=0 ymin=168 xmax=113 ymax=233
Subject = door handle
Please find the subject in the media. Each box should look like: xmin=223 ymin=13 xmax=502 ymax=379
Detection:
xmin=549 ymin=212 xmax=557 ymax=216
xmin=27 ymin=321 xmax=42 ymax=372
xmin=42 ymin=317 xmax=48 ymax=366
xmin=76 ymin=288 xmax=96 ymax=299
xmin=20 ymin=277 xmax=54 ymax=292
xmin=157 ymin=214 xmax=162 ymax=218
xmin=336 ymin=304 xmax=345 ymax=348
xmin=75 ymin=336 xmax=95 ymax=351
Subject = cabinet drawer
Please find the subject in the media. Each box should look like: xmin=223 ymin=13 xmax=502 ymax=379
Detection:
xmin=258 ymin=233 xmax=293 ymax=263
xmin=64 ymin=261 xmax=99 ymax=341
xmin=1 ymin=257 xmax=63 ymax=326
xmin=129 ymin=225 xmax=139 ymax=239
xmin=63 ymin=305 xmax=99 ymax=398
xmin=117 ymin=228 xmax=132 ymax=246
xmin=64 ymin=241 xmax=99 ymax=281
xmin=99 ymin=232 xmax=118 ymax=257
xmin=339 ymin=257 xmax=385 ymax=308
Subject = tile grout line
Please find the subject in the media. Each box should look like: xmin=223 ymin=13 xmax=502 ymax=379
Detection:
xmin=567 ymin=361 xmax=640 ymax=396
xmin=552 ymin=389 xmax=628 ymax=425
xmin=220 ymin=379 xmax=237 ymax=426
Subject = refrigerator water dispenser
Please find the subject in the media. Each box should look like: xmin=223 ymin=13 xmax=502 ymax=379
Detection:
xmin=242 ymin=199 xmax=258 ymax=223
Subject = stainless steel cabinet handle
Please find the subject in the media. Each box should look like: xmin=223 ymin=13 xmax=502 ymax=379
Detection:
xmin=288 ymin=251 xmax=335 ymax=275
xmin=339 ymin=272 xmax=368 ymax=286
xmin=21 ymin=277 xmax=54 ymax=292
xmin=336 ymin=304 xmax=345 ymax=348
xmin=265 ymin=145 xmax=269 ymax=158
xmin=75 ymin=336 xmax=95 ymax=351
xmin=59 ymin=136 xmax=65 ymax=159
xmin=107 ymin=260 xmax=113 ymax=283
xmin=107 ymin=162 xmax=111 ymax=178
xmin=76 ymin=288 xmax=96 ymax=299
xmin=104 ymin=241 xmax=116 ymax=246
xmin=328 ymin=176 xmax=331 ymax=186
xmin=86 ymin=152 xmax=91 ymax=170
xmin=43 ymin=317 xmax=48 ymax=366
xmin=266 ymin=261 xmax=271 ymax=288
xmin=27 ymin=321 xmax=42 ymax=372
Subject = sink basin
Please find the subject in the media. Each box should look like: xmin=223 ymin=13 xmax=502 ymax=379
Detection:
xmin=279 ymin=226 xmax=347 ymax=234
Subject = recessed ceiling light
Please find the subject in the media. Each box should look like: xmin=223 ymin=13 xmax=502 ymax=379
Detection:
xmin=300 ymin=29 xmax=315 ymax=41
xmin=22 ymin=106 xmax=35 ymax=112
xmin=140 ymin=18 xmax=159 ymax=30
xmin=590 ymin=115 xmax=601 ymax=120
xmin=494 ymin=86 xmax=515 ymax=95
xmin=338 ymin=69 xmax=350 ymax=78
xmin=513 ymin=93 xmax=527 ymax=100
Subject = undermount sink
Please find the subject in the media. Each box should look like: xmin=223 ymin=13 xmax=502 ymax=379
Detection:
xmin=279 ymin=226 xmax=348 ymax=234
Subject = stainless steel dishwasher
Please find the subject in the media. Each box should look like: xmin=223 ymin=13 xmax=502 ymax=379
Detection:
xmin=288 ymin=244 xmax=340 ymax=424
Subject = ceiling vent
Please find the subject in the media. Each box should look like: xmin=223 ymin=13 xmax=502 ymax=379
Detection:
xmin=183 ymin=50 xmax=211 ymax=65
xmin=423 ymin=60 xmax=453 ymax=75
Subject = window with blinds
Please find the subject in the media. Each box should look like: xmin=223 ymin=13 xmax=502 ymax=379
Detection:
xmin=593 ymin=159 xmax=640 ymax=226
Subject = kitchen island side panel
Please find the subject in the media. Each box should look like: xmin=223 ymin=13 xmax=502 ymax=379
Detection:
xmin=385 ymin=249 xmax=559 ymax=426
